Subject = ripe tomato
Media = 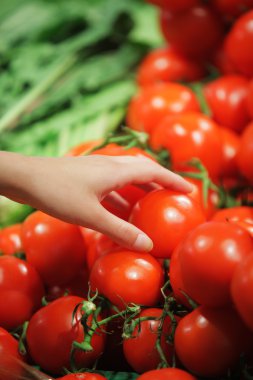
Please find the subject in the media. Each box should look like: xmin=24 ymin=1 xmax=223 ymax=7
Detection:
xmin=126 ymin=83 xmax=200 ymax=134
xmin=130 ymin=189 xmax=206 ymax=258
xmin=160 ymin=6 xmax=224 ymax=59
xmin=175 ymin=306 xmax=252 ymax=377
xmin=237 ymin=121 xmax=253 ymax=184
xmin=123 ymin=308 xmax=174 ymax=373
xmin=219 ymin=127 xmax=240 ymax=179
xmin=86 ymin=233 xmax=119 ymax=271
xmin=0 ymin=327 xmax=25 ymax=380
xmin=22 ymin=211 xmax=86 ymax=286
xmin=213 ymin=0 xmax=253 ymax=18
xmin=137 ymin=48 xmax=205 ymax=87
xmin=211 ymin=206 xmax=253 ymax=224
xmin=58 ymin=374 xmax=107 ymax=380
xmin=204 ymin=75 xmax=250 ymax=133
xmin=89 ymin=250 xmax=164 ymax=309
xmin=146 ymin=0 xmax=199 ymax=13
xmin=247 ymin=79 xmax=253 ymax=118
xmin=136 ymin=368 xmax=197 ymax=380
xmin=65 ymin=139 xmax=102 ymax=157
xmin=179 ymin=221 xmax=253 ymax=307
xmin=225 ymin=10 xmax=253 ymax=77
xmin=26 ymin=296 xmax=106 ymax=375
xmin=232 ymin=254 xmax=253 ymax=331
xmin=0 ymin=256 xmax=44 ymax=330
xmin=0 ymin=224 xmax=23 ymax=255
xmin=149 ymin=112 xmax=223 ymax=180
xmin=211 ymin=43 xmax=238 ymax=75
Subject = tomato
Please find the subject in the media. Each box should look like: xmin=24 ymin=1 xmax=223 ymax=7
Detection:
xmin=137 ymin=48 xmax=205 ymax=87
xmin=65 ymin=139 xmax=102 ymax=157
xmin=213 ymin=0 xmax=253 ymax=18
xmin=149 ymin=112 xmax=223 ymax=181
xmin=232 ymin=254 xmax=253 ymax=331
xmin=0 ymin=327 xmax=25 ymax=380
xmin=22 ymin=211 xmax=86 ymax=286
xmin=179 ymin=221 xmax=253 ymax=307
xmin=58 ymin=374 xmax=107 ymax=380
xmin=26 ymin=296 xmax=106 ymax=375
xmin=237 ymin=121 xmax=253 ymax=184
xmin=86 ymin=233 xmax=119 ymax=271
xmin=126 ymin=83 xmax=200 ymax=134
xmin=160 ymin=6 xmax=224 ymax=59
xmin=146 ymin=0 xmax=199 ymax=13
xmin=130 ymin=189 xmax=205 ymax=258
xmin=89 ymin=250 xmax=164 ymax=309
xmin=79 ymin=227 xmax=101 ymax=248
xmin=219 ymin=127 xmax=240 ymax=179
xmin=0 ymin=224 xmax=23 ymax=255
xmin=247 ymin=79 xmax=253 ymax=118
xmin=211 ymin=206 xmax=253 ymax=225
xmin=204 ymin=75 xmax=250 ymax=133
xmin=175 ymin=306 xmax=252 ymax=377
xmin=0 ymin=256 xmax=44 ymax=330
xmin=225 ymin=10 xmax=253 ymax=77
xmin=136 ymin=368 xmax=197 ymax=380
xmin=123 ymin=308 xmax=174 ymax=373
xmin=211 ymin=43 xmax=239 ymax=75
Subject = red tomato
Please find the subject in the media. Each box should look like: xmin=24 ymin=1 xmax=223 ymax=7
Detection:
xmin=0 ymin=327 xmax=25 ymax=380
xmin=179 ymin=221 xmax=253 ymax=307
xmin=65 ymin=139 xmax=102 ymax=157
xmin=89 ymin=250 xmax=164 ymax=309
xmin=58 ymin=374 xmax=107 ymax=380
xmin=137 ymin=48 xmax=205 ymax=87
xmin=123 ymin=308 xmax=174 ymax=373
xmin=136 ymin=368 xmax=197 ymax=380
xmin=237 ymin=121 xmax=253 ymax=183
xmin=26 ymin=296 xmax=106 ymax=375
xmin=232 ymin=254 xmax=253 ymax=331
xmin=204 ymin=75 xmax=250 ymax=133
xmin=247 ymin=79 xmax=253 ymax=118
xmin=0 ymin=224 xmax=23 ymax=255
xmin=79 ymin=227 xmax=101 ymax=248
xmin=211 ymin=43 xmax=239 ymax=75
xmin=213 ymin=0 xmax=253 ymax=18
xmin=22 ymin=211 xmax=86 ymax=286
xmin=225 ymin=10 xmax=253 ymax=77
xmin=86 ymin=234 xmax=119 ymax=271
xmin=160 ymin=6 xmax=224 ymax=59
xmin=175 ymin=306 xmax=252 ymax=377
xmin=146 ymin=0 xmax=199 ymax=12
xmin=211 ymin=206 xmax=253 ymax=225
xmin=149 ymin=112 xmax=223 ymax=180
xmin=130 ymin=189 xmax=206 ymax=258
xmin=126 ymin=83 xmax=200 ymax=134
xmin=219 ymin=127 xmax=240 ymax=178
xmin=0 ymin=256 xmax=44 ymax=330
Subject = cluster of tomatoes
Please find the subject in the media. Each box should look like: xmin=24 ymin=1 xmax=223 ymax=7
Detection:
xmin=1 ymin=1 xmax=253 ymax=380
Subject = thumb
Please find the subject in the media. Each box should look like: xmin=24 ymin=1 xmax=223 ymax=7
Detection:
xmin=89 ymin=204 xmax=153 ymax=252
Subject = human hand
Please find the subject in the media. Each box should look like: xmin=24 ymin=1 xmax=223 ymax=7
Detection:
xmin=0 ymin=153 xmax=192 ymax=251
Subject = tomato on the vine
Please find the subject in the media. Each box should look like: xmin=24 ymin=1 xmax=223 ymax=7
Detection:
xmin=58 ymin=373 xmax=107 ymax=380
xmin=89 ymin=250 xmax=164 ymax=309
xmin=175 ymin=306 xmax=252 ymax=377
xmin=22 ymin=211 xmax=86 ymax=286
xmin=0 ymin=224 xmax=23 ymax=255
xmin=0 ymin=256 xmax=44 ymax=330
xmin=126 ymin=83 xmax=200 ymax=134
xmin=237 ymin=121 xmax=253 ymax=184
xmin=136 ymin=368 xmax=197 ymax=380
xmin=26 ymin=296 xmax=106 ymax=375
xmin=179 ymin=221 xmax=253 ymax=307
xmin=0 ymin=327 xmax=25 ymax=380
xmin=130 ymin=189 xmax=206 ymax=258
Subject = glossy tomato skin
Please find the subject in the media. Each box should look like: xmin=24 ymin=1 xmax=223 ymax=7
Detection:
xmin=150 ymin=112 xmax=223 ymax=181
xmin=58 ymin=374 xmax=107 ymax=380
xmin=232 ymin=255 xmax=253 ymax=331
xmin=179 ymin=221 xmax=253 ymax=307
xmin=247 ymin=79 xmax=253 ymax=118
xmin=123 ymin=308 xmax=174 ymax=373
xmin=22 ymin=211 xmax=86 ymax=286
xmin=0 ymin=256 xmax=44 ymax=330
xmin=219 ymin=127 xmax=240 ymax=179
xmin=0 ymin=224 xmax=23 ymax=255
xmin=0 ymin=327 xmax=25 ymax=380
xmin=211 ymin=206 xmax=253 ymax=225
xmin=160 ymin=6 xmax=224 ymax=59
xmin=86 ymin=234 xmax=119 ymax=271
xmin=137 ymin=48 xmax=205 ymax=87
xmin=130 ymin=189 xmax=206 ymax=258
xmin=26 ymin=296 xmax=106 ymax=375
xmin=136 ymin=367 xmax=197 ymax=380
xmin=204 ymin=75 xmax=250 ymax=133
xmin=126 ymin=83 xmax=200 ymax=134
xmin=175 ymin=306 xmax=252 ymax=377
xmin=225 ymin=10 xmax=253 ymax=77
xmin=237 ymin=122 xmax=253 ymax=184
xmin=146 ymin=0 xmax=199 ymax=13
xmin=90 ymin=250 xmax=164 ymax=309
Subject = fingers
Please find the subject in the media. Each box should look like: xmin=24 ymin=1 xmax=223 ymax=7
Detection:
xmin=87 ymin=203 xmax=153 ymax=252
xmin=103 ymin=191 xmax=131 ymax=212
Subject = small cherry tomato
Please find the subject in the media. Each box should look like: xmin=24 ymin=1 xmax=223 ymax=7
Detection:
xmin=0 ymin=224 xmax=23 ymax=255
xmin=136 ymin=368 xmax=197 ymax=380
xmin=0 ymin=327 xmax=25 ymax=380
xmin=237 ymin=122 xmax=253 ymax=184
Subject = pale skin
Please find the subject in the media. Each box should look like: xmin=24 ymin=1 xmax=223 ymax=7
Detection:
xmin=0 ymin=151 xmax=193 ymax=251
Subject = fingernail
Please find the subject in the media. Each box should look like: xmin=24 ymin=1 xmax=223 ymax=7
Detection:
xmin=133 ymin=234 xmax=153 ymax=252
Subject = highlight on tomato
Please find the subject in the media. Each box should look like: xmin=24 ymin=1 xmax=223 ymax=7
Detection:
xmin=0 ymin=223 xmax=23 ymax=255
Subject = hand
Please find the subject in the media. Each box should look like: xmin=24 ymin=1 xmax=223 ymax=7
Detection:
xmin=0 ymin=152 xmax=192 ymax=251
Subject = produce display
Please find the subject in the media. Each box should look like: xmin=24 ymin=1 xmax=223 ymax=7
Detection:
xmin=1 ymin=0 xmax=253 ymax=380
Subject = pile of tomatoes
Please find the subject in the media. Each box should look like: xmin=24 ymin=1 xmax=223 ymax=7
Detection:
xmin=1 ymin=1 xmax=253 ymax=380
